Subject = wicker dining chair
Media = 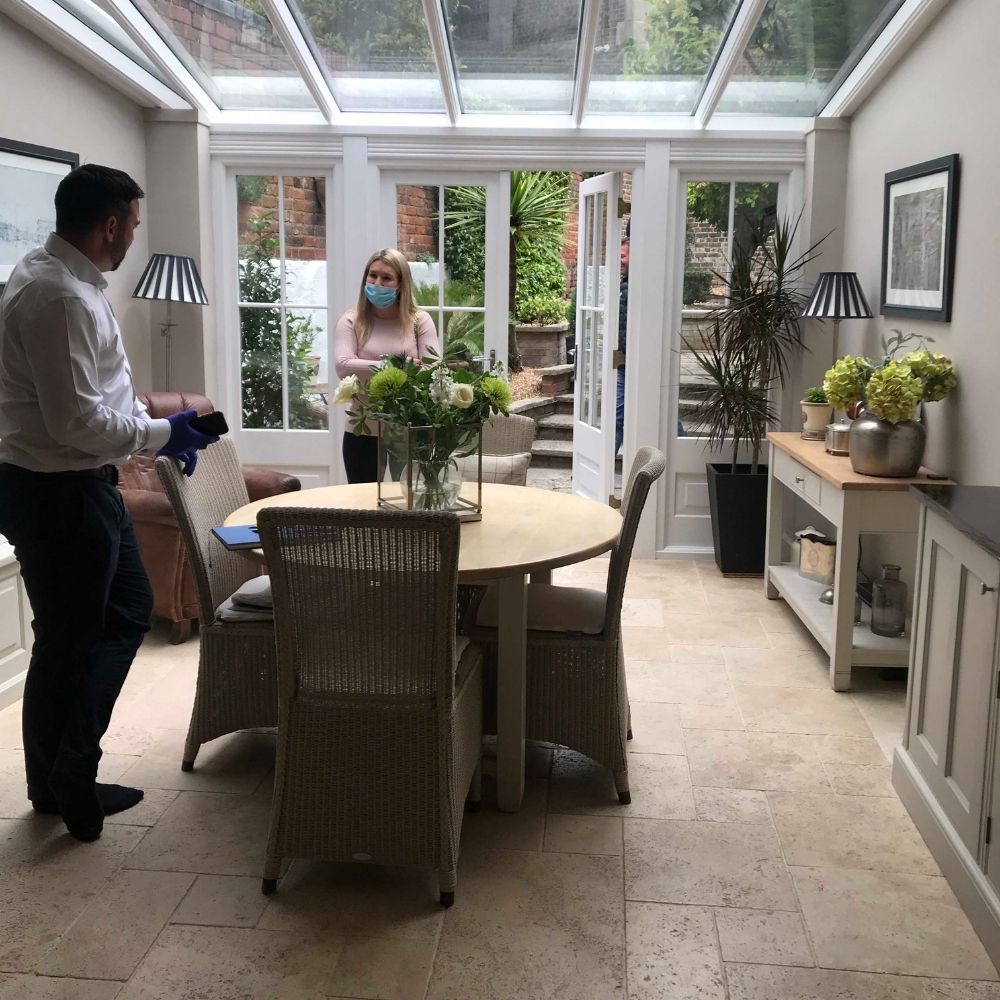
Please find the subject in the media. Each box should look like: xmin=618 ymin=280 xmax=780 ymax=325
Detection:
xmin=256 ymin=507 xmax=483 ymax=907
xmin=468 ymin=446 xmax=666 ymax=803
xmin=455 ymin=413 xmax=536 ymax=486
xmin=156 ymin=439 xmax=279 ymax=770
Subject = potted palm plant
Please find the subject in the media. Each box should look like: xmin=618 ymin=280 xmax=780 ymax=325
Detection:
xmin=684 ymin=214 xmax=826 ymax=573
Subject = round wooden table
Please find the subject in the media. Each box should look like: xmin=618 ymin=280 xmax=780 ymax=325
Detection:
xmin=226 ymin=483 xmax=623 ymax=811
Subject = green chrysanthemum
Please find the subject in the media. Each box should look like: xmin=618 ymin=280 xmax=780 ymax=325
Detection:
xmin=902 ymin=349 xmax=957 ymax=402
xmin=865 ymin=362 xmax=923 ymax=424
xmin=481 ymin=375 xmax=512 ymax=412
xmin=822 ymin=355 xmax=874 ymax=412
xmin=367 ymin=366 xmax=407 ymax=403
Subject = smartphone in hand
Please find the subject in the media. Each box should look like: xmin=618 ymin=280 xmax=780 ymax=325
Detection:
xmin=190 ymin=411 xmax=229 ymax=436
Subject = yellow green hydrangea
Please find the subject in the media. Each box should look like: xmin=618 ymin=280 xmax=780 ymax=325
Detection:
xmin=481 ymin=375 xmax=512 ymax=412
xmin=822 ymin=356 xmax=874 ymax=412
xmin=902 ymin=349 xmax=957 ymax=402
xmin=367 ymin=366 xmax=408 ymax=402
xmin=864 ymin=362 xmax=923 ymax=423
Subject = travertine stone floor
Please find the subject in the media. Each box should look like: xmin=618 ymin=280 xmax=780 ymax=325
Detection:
xmin=0 ymin=558 xmax=997 ymax=999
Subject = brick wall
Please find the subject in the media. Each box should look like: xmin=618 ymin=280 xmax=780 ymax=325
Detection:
xmin=238 ymin=176 xmax=326 ymax=261
xmin=396 ymin=185 xmax=438 ymax=260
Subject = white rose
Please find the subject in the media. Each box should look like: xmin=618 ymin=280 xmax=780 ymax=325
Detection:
xmin=332 ymin=375 xmax=360 ymax=404
xmin=451 ymin=384 xmax=475 ymax=409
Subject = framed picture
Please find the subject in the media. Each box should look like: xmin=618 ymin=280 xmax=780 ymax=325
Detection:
xmin=880 ymin=154 xmax=960 ymax=322
xmin=0 ymin=138 xmax=79 ymax=283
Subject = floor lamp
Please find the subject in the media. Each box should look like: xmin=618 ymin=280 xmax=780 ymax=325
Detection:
xmin=132 ymin=253 xmax=208 ymax=392
xmin=802 ymin=271 xmax=873 ymax=365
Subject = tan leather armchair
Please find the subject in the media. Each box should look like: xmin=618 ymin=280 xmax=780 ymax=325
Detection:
xmin=117 ymin=391 xmax=301 ymax=643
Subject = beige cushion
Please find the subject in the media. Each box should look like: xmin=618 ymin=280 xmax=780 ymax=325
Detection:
xmin=454 ymin=452 xmax=531 ymax=487
xmin=216 ymin=574 xmax=274 ymax=622
xmin=455 ymin=634 xmax=482 ymax=687
xmin=475 ymin=583 xmax=606 ymax=635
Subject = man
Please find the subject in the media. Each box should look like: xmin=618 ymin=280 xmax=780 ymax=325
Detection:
xmin=614 ymin=223 xmax=629 ymax=458
xmin=0 ymin=164 xmax=217 ymax=842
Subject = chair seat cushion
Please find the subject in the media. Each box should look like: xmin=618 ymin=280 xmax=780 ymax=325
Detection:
xmin=475 ymin=583 xmax=606 ymax=635
xmin=455 ymin=634 xmax=481 ymax=687
xmin=217 ymin=576 xmax=274 ymax=622
xmin=454 ymin=452 xmax=531 ymax=486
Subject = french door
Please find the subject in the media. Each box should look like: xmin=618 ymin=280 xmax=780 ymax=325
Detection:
xmin=572 ymin=172 xmax=620 ymax=503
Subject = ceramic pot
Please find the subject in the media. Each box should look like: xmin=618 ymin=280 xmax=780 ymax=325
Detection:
xmin=848 ymin=412 xmax=926 ymax=477
xmin=801 ymin=402 xmax=833 ymax=441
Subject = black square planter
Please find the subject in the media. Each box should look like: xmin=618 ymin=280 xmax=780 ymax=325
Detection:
xmin=706 ymin=463 xmax=769 ymax=575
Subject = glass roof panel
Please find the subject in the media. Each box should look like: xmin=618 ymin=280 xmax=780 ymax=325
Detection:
xmin=588 ymin=0 xmax=741 ymax=115
xmin=444 ymin=0 xmax=584 ymax=114
xmin=130 ymin=0 xmax=316 ymax=110
xmin=716 ymin=0 xmax=903 ymax=115
xmin=286 ymin=0 xmax=445 ymax=112
xmin=54 ymin=0 xmax=170 ymax=84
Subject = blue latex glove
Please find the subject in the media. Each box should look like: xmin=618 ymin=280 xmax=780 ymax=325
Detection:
xmin=178 ymin=451 xmax=198 ymax=477
xmin=157 ymin=409 xmax=218 ymax=458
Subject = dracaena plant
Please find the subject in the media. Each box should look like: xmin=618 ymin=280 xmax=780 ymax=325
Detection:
xmin=683 ymin=212 xmax=827 ymax=473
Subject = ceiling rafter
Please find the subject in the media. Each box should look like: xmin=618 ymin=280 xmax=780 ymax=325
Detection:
xmin=694 ymin=0 xmax=770 ymax=129
xmin=572 ymin=0 xmax=601 ymax=127
xmin=255 ymin=0 xmax=338 ymax=123
xmin=2 ymin=0 xmax=189 ymax=109
xmin=93 ymin=0 xmax=217 ymax=117
xmin=423 ymin=0 xmax=460 ymax=125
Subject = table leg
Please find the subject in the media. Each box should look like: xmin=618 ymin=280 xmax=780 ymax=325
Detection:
xmin=495 ymin=573 xmax=527 ymax=812
xmin=530 ymin=569 xmax=551 ymax=585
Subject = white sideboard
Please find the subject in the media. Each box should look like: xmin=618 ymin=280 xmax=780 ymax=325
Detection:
xmin=893 ymin=487 xmax=1000 ymax=967
xmin=0 ymin=537 xmax=32 ymax=710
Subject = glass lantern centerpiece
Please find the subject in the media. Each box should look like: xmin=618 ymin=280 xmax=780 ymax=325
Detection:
xmin=334 ymin=348 xmax=512 ymax=520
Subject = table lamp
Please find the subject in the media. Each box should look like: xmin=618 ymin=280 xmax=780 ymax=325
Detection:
xmin=802 ymin=271 xmax=872 ymax=364
xmin=133 ymin=253 xmax=208 ymax=391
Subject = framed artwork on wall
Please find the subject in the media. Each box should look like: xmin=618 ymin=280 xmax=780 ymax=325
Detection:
xmin=880 ymin=153 xmax=960 ymax=322
xmin=0 ymin=138 xmax=79 ymax=284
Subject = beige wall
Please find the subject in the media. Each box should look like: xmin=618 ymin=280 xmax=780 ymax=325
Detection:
xmin=0 ymin=13 xmax=152 ymax=385
xmin=841 ymin=0 xmax=999 ymax=484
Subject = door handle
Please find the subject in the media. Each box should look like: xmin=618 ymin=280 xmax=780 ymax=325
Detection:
xmin=983 ymin=584 xmax=997 ymax=595
xmin=794 ymin=476 xmax=805 ymax=484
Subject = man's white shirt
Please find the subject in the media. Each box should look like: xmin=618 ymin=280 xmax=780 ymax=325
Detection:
xmin=0 ymin=233 xmax=171 ymax=472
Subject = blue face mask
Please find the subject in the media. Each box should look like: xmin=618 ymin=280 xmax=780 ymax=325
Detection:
xmin=364 ymin=283 xmax=398 ymax=309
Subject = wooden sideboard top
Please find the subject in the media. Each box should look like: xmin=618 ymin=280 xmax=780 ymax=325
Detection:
xmin=767 ymin=431 xmax=955 ymax=492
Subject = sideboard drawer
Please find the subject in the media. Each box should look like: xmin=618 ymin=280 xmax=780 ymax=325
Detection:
xmin=773 ymin=447 xmax=822 ymax=505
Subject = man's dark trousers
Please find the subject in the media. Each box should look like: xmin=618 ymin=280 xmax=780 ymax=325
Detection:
xmin=0 ymin=466 xmax=152 ymax=802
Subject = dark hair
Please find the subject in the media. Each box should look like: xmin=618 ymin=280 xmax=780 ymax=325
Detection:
xmin=55 ymin=164 xmax=144 ymax=237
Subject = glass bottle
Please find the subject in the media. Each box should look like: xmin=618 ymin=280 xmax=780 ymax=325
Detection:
xmin=871 ymin=564 xmax=907 ymax=637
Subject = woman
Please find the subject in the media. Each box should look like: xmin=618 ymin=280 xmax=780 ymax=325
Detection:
xmin=333 ymin=248 xmax=439 ymax=483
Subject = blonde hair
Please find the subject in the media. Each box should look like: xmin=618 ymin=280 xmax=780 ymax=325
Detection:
xmin=354 ymin=248 xmax=419 ymax=347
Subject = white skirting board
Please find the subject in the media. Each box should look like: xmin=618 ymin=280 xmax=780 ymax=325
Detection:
xmin=893 ymin=747 xmax=1000 ymax=966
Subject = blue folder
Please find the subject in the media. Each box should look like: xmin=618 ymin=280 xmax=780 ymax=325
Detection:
xmin=211 ymin=524 xmax=261 ymax=550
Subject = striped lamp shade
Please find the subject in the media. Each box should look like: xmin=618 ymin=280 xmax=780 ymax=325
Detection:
xmin=802 ymin=271 xmax=871 ymax=320
xmin=132 ymin=253 xmax=208 ymax=305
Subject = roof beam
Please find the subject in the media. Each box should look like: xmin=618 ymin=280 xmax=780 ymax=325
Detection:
xmin=0 ymin=0 xmax=189 ymax=109
xmin=821 ymin=0 xmax=952 ymax=118
xmin=423 ymin=0 xmax=460 ymax=125
xmin=572 ymin=0 xmax=601 ymax=126
xmin=693 ymin=0 xmax=769 ymax=130
xmin=255 ymin=0 xmax=339 ymax=123
xmin=93 ymin=0 xmax=217 ymax=117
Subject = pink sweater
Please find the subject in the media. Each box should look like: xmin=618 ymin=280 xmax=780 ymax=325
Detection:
xmin=333 ymin=308 xmax=439 ymax=434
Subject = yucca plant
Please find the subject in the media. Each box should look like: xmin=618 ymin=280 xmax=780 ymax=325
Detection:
xmin=683 ymin=212 xmax=827 ymax=473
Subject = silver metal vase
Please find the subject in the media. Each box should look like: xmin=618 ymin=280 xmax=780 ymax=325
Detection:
xmin=848 ymin=412 xmax=926 ymax=477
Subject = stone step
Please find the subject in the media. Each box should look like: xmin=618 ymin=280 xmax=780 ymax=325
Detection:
xmin=554 ymin=393 xmax=574 ymax=415
xmin=536 ymin=413 xmax=573 ymax=441
xmin=509 ymin=396 xmax=556 ymax=420
xmin=532 ymin=438 xmax=573 ymax=461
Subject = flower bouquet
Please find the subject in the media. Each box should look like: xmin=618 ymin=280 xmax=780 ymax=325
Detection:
xmin=335 ymin=349 xmax=512 ymax=513
xmin=821 ymin=331 xmax=956 ymax=477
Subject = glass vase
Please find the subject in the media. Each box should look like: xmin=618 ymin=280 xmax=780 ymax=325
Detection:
xmin=871 ymin=564 xmax=907 ymax=637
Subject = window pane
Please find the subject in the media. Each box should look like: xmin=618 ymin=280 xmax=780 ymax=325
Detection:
xmin=288 ymin=0 xmax=445 ymax=111
xmin=580 ymin=309 xmax=593 ymax=426
xmin=283 ymin=176 xmax=327 ymax=307
xmin=288 ymin=308 xmax=329 ymax=430
xmin=241 ymin=307 xmax=283 ymax=430
xmin=443 ymin=310 xmax=485 ymax=362
xmin=683 ymin=181 xmax=729 ymax=309
xmin=717 ymin=0 xmax=900 ymax=116
xmin=397 ymin=184 xmax=441 ymax=302
xmin=446 ymin=0 xmax=584 ymax=113
xmin=238 ymin=176 xmax=279 ymax=306
xmin=588 ymin=0 xmax=741 ymax=114
xmin=131 ymin=0 xmax=316 ymax=109
xmin=443 ymin=186 xmax=485 ymax=299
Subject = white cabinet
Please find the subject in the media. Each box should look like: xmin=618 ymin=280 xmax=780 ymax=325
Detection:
xmin=894 ymin=494 xmax=1000 ymax=966
xmin=0 ymin=538 xmax=32 ymax=710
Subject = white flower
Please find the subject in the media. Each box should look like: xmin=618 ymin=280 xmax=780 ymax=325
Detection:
xmin=332 ymin=375 xmax=360 ymax=404
xmin=429 ymin=367 xmax=455 ymax=407
xmin=451 ymin=383 xmax=474 ymax=409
